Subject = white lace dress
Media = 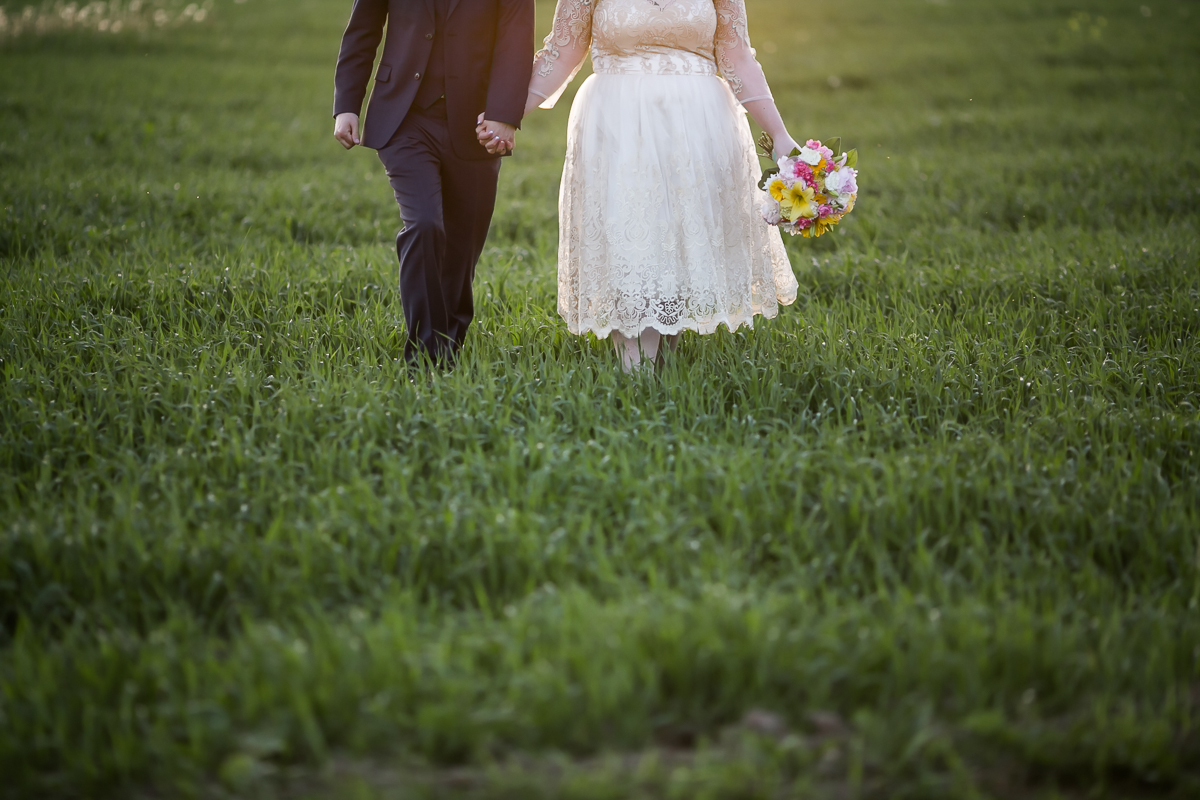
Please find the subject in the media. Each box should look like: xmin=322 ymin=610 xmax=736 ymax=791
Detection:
xmin=529 ymin=0 xmax=797 ymax=338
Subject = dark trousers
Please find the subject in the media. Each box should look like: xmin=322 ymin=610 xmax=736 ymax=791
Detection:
xmin=377 ymin=100 xmax=501 ymax=365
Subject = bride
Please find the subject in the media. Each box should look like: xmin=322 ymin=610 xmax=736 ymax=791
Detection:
xmin=482 ymin=0 xmax=800 ymax=371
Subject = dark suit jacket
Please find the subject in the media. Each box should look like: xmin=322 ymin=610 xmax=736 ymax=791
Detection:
xmin=333 ymin=0 xmax=535 ymax=158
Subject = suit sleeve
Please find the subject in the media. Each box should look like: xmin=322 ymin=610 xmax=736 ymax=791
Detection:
xmin=484 ymin=0 xmax=536 ymax=128
xmin=333 ymin=0 xmax=389 ymax=118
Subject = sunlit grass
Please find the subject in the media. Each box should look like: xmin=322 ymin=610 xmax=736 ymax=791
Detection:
xmin=0 ymin=0 xmax=215 ymax=41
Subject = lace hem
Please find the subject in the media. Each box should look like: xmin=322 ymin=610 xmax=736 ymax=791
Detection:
xmin=564 ymin=301 xmax=794 ymax=340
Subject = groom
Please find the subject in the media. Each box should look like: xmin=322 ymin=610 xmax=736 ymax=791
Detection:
xmin=332 ymin=0 xmax=534 ymax=366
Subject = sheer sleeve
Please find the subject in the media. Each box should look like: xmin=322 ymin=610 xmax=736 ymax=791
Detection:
xmin=528 ymin=0 xmax=594 ymax=109
xmin=714 ymin=0 xmax=772 ymax=105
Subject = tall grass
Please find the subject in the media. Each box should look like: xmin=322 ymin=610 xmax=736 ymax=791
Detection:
xmin=1 ymin=0 xmax=1198 ymax=796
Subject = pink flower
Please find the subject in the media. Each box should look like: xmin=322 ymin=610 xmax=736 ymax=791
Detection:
xmin=807 ymin=139 xmax=834 ymax=162
xmin=818 ymin=204 xmax=834 ymax=218
xmin=796 ymin=217 xmax=813 ymax=229
xmin=794 ymin=162 xmax=815 ymax=185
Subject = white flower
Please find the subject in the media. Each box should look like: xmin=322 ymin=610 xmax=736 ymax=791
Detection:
xmin=797 ymin=147 xmax=822 ymax=166
xmin=825 ymin=167 xmax=858 ymax=200
xmin=761 ymin=198 xmax=783 ymax=225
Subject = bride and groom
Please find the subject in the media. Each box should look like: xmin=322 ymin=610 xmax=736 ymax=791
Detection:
xmin=333 ymin=0 xmax=800 ymax=372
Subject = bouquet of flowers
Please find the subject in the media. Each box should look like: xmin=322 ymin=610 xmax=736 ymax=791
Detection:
xmin=757 ymin=134 xmax=858 ymax=238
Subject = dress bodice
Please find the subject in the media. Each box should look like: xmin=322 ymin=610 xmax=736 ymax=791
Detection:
xmin=589 ymin=0 xmax=718 ymax=65
xmin=529 ymin=0 xmax=773 ymax=107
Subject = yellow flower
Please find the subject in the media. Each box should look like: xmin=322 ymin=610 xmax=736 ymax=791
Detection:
xmin=780 ymin=183 xmax=817 ymax=222
xmin=810 ymin=216 xmax=836 ymax=237
xmin=768 ymin=178 xmax=788 ymax=202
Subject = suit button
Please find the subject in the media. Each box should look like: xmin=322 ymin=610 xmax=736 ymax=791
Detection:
xmin=414 ymin=72 xmax=421 ymax=80
xmin=425 ymin=33 xmax=433 ymax=39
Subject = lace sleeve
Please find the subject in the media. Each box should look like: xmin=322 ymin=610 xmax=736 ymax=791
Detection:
xmin=713 ymin=0 xmax=772 ymax=105
xmin=528 ymin=0 xmax=594 ymax=109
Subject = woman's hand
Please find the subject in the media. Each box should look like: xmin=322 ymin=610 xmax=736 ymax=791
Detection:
xmin=741 ymin=98 xmax=800 ymax=162
xmin=773 ymin=135 xmax=801 ymax=160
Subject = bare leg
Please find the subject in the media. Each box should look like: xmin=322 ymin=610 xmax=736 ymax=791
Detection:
xmin=639 ymin=329 xmax=661 ymax=363
xmin=654 ymin=332 xmax=680 ymax=367
xmin=611 ymin=331 xmax=638 ymax=372
xmin=611 ymin=329 xmax=662 ymax=373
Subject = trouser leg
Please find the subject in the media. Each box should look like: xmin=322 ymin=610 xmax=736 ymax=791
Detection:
xmin=439 ymin=143 xmax=502 ymax=351
xmin=378 ymin=116 xmax=452 ymax=364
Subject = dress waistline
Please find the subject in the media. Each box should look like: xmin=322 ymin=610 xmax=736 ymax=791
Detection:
xmin=591 ymin=50 xmax=718 ymax=77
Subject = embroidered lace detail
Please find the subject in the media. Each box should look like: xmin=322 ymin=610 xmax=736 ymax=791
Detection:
xmin=531 ymin=0 xmax=594 ymax=107
xmin=591 ymin=50 xmax=716 ymax=75
xmin=713 ymin=0 xmax=770 ymax=101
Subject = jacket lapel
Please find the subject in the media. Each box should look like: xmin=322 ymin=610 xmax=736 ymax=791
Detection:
xmin=446 ymin=0 xmax=463 ymax=22
xmin=423 ymin=0 xmax=435 ymax=20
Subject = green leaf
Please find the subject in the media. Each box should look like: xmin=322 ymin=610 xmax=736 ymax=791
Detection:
xmin=825 ymin=137 xmax=843 ymax=157
xmin=845 ymin=149 xmax=858 ymax=168
xmin=758 ymin=166 xmax=780 ymax=191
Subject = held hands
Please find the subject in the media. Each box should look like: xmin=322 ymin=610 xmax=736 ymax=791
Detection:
xmin=476 ymin=113 xmax=516 ymax=155
xmin=334 ymin=112 xmax=361 ymax=149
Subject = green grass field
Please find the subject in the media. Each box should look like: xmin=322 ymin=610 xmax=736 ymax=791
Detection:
xmin=2 ymin=0 xmax=1199 ymax=796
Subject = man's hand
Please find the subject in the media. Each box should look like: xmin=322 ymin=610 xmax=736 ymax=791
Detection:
xmin=334 ymin=112 xmax=361 ymax=149
xmin=475 ymin=113 xmax=515 ymax=155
